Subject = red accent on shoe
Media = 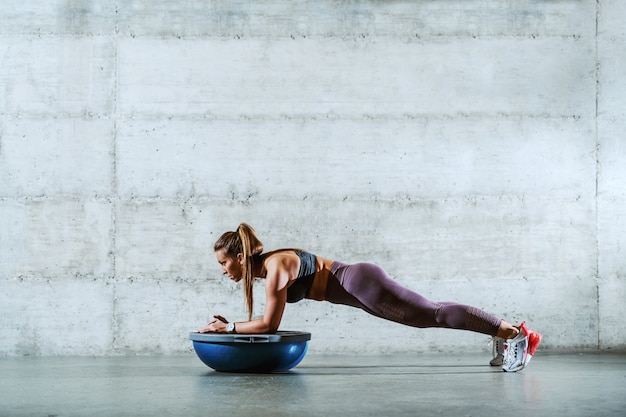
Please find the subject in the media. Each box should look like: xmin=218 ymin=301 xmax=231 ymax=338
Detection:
xmin=528 ymin=331 xmax=542 ymax=356
xmin=520 ymin=322 xmax=542 ymax=356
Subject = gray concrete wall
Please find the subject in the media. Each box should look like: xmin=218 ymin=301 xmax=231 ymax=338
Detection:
xmin=0 ymin=1 xmax=623 ymax=356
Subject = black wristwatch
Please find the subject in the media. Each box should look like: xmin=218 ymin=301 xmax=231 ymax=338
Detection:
xmin=227 ymin=322 xmax=236 ymax=333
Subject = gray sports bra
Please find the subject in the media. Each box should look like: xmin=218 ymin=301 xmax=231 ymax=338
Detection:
xmin=286 ymin=250 xmax=317 ymax=303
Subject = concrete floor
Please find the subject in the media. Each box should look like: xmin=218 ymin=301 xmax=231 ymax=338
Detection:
xmin=1 ymin=352 xmax=625 ymax=417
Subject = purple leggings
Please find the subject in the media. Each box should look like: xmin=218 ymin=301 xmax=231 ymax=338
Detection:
xmin=325 ymin=261 xmax=501 ymax=336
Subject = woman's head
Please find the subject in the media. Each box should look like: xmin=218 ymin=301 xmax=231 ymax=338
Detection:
xmin=214 ymin=223 xmax=263 ymax=320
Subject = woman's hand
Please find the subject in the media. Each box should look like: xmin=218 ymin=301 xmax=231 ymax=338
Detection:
xmin=197 ymin=315 xmax=229 ymax=333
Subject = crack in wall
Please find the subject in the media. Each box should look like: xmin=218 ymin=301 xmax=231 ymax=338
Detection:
xmin=109 ymin=0 xmax=120 ymax=354
xmin=594 ymin=0 xmax=601 ymax=350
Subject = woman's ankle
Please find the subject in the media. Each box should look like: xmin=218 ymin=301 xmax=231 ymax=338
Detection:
xmin=496 ymin=322 xmax=520 ymax=340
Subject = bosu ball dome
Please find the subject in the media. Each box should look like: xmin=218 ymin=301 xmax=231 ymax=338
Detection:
xmin=189 ymin=331 xmax=311 ymax=373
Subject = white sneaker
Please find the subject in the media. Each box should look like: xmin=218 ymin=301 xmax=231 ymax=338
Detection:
xmin=490 ymin=337 xmax=505 ymax=366
xmin=502 ymin=322 xmax=542 ymax=372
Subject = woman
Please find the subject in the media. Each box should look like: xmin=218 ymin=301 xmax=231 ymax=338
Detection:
xmin=198 ymin=223 xmax=542 ymax=372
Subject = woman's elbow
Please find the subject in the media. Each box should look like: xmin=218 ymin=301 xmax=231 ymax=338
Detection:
xmin=260 ymin=320 xmax=280 ymax=334
xmin=262 ymin=323 xmax=279 ymax=334
xmin=269 ymin=324 xmax=280 ymax=334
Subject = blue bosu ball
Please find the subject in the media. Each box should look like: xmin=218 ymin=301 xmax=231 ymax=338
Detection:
xmin=189 ymin=331 xmax=311 ymax=373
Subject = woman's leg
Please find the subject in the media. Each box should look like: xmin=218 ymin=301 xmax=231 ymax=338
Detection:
xmin=326 ymin=262 xmax=503 ymax=337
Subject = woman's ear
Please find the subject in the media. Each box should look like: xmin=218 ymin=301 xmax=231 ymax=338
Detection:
xmin=237 ymin=253 xmax=244 ymax=264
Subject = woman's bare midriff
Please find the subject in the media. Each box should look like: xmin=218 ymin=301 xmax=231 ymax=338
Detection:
xmin=306 ymin=256 xmax=334 ymax=301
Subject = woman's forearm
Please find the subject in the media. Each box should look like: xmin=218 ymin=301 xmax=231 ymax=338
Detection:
xmin=231 ymin=318 xmax=276 ymax=334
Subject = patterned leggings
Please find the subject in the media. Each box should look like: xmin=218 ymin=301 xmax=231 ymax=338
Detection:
xmin=325 ymin=261 xmax=501 ymax=336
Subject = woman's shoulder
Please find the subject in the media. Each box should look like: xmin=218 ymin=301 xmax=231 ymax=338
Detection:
xmin=264 ymin=248 xmax=306 ymax=257
xmin=262 ymin=249 xmax=301 ymax=277
xmin=262 ymin=249 xmax=299 ymax=264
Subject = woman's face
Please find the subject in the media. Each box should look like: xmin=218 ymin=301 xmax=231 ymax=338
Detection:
xmin=215 ymin=249 xmax=243 ymax=282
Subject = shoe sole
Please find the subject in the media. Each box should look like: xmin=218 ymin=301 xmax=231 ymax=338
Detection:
xmin=524 ymin=331 xmax=542 ymax=365
xmin=490 ymin=358 xmax=504 ymax=366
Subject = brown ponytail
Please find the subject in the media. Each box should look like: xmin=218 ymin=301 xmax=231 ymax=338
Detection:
xmin=214 ymin=223 xmax=263 ymax=320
